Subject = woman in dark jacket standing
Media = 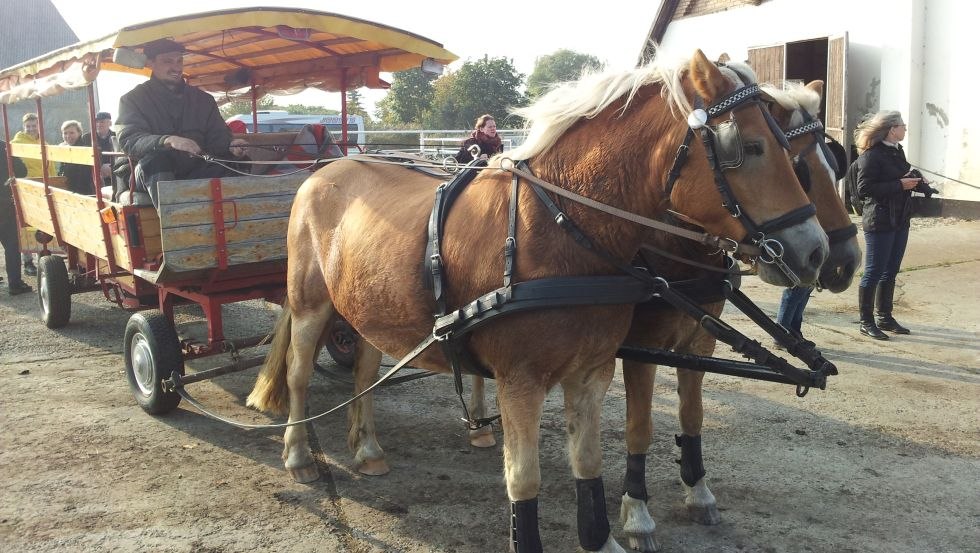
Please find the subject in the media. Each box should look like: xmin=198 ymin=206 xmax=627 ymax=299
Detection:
xmin=454 ymin=114 xmax=503 ymax=163
xmin=854 ymin=111 xmax=921 ymax=340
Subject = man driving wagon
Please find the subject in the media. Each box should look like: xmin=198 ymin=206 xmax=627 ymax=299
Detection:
xmin=116 ymin=38 xmax=248 ymax=206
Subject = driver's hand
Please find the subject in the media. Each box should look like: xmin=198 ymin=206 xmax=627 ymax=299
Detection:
xmin=229 ymin=138 xmax=248 ymax=158
xmin=164 ymin=135 xmax=202 ymax=155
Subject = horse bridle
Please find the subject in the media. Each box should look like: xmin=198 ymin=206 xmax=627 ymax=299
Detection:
xmin=783 ymin=110 xmax=858 ymax=247
xmin=663 ymin=83 xmax=816 ymax=285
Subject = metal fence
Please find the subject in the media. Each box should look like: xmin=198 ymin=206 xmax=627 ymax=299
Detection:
xmin=361 ymin=129 xmax=528 ymax=158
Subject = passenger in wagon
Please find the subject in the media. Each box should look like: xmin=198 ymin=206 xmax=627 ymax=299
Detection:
xmin=116 ymin=38 xmax=248 ymax=207
xmin=78 ymin=111 xmax=117 ymax=188
xmin=58 ymin=120 xmax=93 ymax=195
xmin=453 ymin=114 xmax=503 ymax=163
xmin=10 ymin=112 xmax=54 ymax=277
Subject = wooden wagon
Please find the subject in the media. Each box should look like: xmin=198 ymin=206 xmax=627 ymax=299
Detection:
xmin=0 ymin=7 xmax=456 ymax=413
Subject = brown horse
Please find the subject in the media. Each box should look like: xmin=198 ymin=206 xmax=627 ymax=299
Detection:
xmin=617 ymin=80 xmax=860 ymax=552
xmin=247 ymin=50 xmax=827 ymax=552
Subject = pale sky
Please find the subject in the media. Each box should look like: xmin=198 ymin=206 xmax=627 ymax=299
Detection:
xmin=49 ymin=0 xmax=659 ymax=118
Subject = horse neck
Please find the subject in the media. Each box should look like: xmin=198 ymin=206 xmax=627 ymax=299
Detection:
xmin=525 ymin=89 xmax=682 ymax=264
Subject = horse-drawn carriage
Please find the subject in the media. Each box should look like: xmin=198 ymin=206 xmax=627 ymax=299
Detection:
xmin=3 ymin=7 xmax=862 ymax=551
xmin=0 ymin=7 xmax=456 ymax=413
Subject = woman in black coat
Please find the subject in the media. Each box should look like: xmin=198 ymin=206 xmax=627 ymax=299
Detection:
xmin=853 ymin=111 xmax=922 ymax=340
xmin=454 ymin=114 xmax=503 ymax=164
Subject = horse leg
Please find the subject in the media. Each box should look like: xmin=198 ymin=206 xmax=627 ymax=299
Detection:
xmin=619 ymin=360 xmax=660 ymax=552
xmin=676 ymin=368 xmax=720 ymax=525
xmin=497 ymin=376 xmax=546 ymax=553
xmin=563 ymin=362 xmax=626 ymax=553
xmin=347 ymin=337 xmax=389 ymax=475
xmin=469 ymin=376 xmax=496 ymax=448
xmin=283 ymin=302 xmax=334 ymax=483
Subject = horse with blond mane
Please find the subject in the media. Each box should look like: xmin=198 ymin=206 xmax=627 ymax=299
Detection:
xmin=616 ymin=79 xmax=860 ymax=551
xmin=247 ymin=50 xmax=828 ymax=552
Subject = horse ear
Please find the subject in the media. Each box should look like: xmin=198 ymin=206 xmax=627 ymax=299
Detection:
xmin=805 ymin=80 xmax=825 ymax=98
xmin=689 ymin=49 xmax=727 ymax=102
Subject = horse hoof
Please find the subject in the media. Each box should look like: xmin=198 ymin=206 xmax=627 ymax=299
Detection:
xmin=469 ymin=429 xmax=496 ymax=448
xmin=626 ymin=533 xmax=660 ymax=552
xmin=687 ymin=503 xmax=721 ymax=525
xmin=287 ymin=464 xmax=320 ymax=483
xmin=357 ymin=457 xmax=390 ymax=476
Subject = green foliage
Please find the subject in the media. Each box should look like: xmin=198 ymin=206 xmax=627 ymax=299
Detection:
xmin=346 ymin=90 xmax=371 ymax=122
xmin=219 ymin=96 xmax=275 ymax=118
xmin=279 ymin=103 xmax=339 ymax=115
xmin=424 ymin=56 xmax=527 ymax=130
xmin=375 ymin=68 xmax=436 ymax=126
xmin=526 ymin=49 xmax=604 ymax=100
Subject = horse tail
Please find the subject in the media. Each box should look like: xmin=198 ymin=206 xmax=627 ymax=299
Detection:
xmin=247 ymin=301 xmax=294 ymax=415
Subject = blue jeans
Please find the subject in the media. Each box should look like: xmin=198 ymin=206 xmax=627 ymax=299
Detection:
xmin=860 ymin=224 xmax=910 ymax=287
xmin=776 ymin=286 xmax=812 ymax=333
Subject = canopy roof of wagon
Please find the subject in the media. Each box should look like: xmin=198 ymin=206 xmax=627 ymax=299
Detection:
xmin=0 ymin=6 xmax=458 ymax=104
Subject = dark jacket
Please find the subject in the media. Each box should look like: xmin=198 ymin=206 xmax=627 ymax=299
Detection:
xmin=454 ymin=132 xmax=503 ymax=163
xmin=116 ymin=77 xmax=232 ymax=176
xmin=856 ymin=142 xmax=912 ymax=232
xmin=1 ymin=140 xmax=28 ymax=213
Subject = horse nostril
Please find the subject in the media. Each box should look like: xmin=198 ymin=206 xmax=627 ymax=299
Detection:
xmin=808 ymin=247 xmax=825 ymax=269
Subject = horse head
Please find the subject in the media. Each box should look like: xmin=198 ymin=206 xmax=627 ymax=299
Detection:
xmin=508 ymin=50 xmax=828 ymax=287
xmin=763 ymin=80 xmax=861 ymax=292
xmin=667 ymin=51 xmax=828 ymax=287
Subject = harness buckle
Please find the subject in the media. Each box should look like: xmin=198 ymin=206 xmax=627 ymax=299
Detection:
xmin=429 ymin=253 xmax=442 ymax=274
xmin=433 ymin=311 xmax=458 ymax=341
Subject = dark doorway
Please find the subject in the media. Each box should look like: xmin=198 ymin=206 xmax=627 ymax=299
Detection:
xmin=785 ymin=38 xmax=829 ymax=124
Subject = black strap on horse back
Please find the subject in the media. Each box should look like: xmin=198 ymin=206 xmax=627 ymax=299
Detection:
xmin=434 ymin=275 xmax=656 ymax=341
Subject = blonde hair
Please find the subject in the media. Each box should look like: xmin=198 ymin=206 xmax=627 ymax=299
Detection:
xmin=22 ymin=112 xmax=38 ymax=124
xmin=61 ymin=120 xmax=82 ymax=134
xmin=854 ymin=110 xmax=904 ymax=152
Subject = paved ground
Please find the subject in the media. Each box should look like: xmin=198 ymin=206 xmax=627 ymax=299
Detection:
xmin=0 ymin=215 xmax=977 ymax=552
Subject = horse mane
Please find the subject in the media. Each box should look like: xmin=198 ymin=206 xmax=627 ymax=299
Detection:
xmin=508 ymin=58 xmax=758 ymax=161
xmin=760 ymin=82 xmax=822 ymax=125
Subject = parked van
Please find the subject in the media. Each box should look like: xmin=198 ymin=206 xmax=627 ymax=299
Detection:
xmin=226 ymin=110 xmax=365 ymax=149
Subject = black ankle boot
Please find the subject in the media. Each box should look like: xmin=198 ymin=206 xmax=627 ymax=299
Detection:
xmin=859 ymin=285 xmax=888 ymax=340
xmin=875 ymin=281 xmax=910 ymax=334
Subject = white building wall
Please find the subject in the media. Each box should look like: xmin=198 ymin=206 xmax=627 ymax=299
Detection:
xmin=652 ymin=0 xmax=978 ymax=200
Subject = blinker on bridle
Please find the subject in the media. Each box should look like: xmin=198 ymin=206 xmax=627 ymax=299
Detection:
xmin=664 ymin=83 xmax=816 ymax=286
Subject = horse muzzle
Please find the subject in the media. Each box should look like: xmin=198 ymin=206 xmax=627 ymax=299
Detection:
xmin=754 ymin=217 xmax=829 ymax=287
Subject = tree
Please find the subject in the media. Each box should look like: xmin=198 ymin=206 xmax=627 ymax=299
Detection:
xmin=346 ymin=89 xmax=371 ymax=122
xmin=425 ymin=56 xmax=526 ymax=129
xmin=279 ymin=103 xmax=338 ymax=115
xmin=219 ymin=95 xmax=275 ymax=118
xmin=526 ymin=49 xmax=604 ymax=100
xmin=375 ymin=68 xmax=437 ymax=126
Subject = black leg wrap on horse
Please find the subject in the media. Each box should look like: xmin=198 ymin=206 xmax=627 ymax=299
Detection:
xmin=623 ymin=453 xmax=648 ymax=501
xmin=576 ymin=477 xmax=611 ymax=551
xmin=675 ymin=434 xmax=706 ymax=487
xmin=510 ymin=498 xmax=542 ymax=553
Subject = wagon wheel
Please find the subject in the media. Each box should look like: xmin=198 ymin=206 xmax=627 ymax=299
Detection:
xmin=124 ymin=310 xmax=184 ymax=415
xmin=324 ymin=315 xmax=357 ymax=368
xmin=37 ymin=255 xmax=72 ymax=329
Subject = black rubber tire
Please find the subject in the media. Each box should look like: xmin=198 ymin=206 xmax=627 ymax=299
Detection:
xmin=37 ymin=255 xmax=72 ymax=329
xmin=124 ymin=310 xmax=184 ymax=415
xmin=325 ymin=315 xmax=358 ymax=368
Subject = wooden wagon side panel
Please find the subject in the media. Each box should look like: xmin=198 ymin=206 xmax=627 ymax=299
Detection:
xmin=13 ymin=179 xmax=108 ymax=259
xmin=155 ymin=174 xmax=305 ymax=277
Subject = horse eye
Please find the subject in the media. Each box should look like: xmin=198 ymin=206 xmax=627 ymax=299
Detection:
xmin=743 ymin=142 xmax=764 ymax=156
